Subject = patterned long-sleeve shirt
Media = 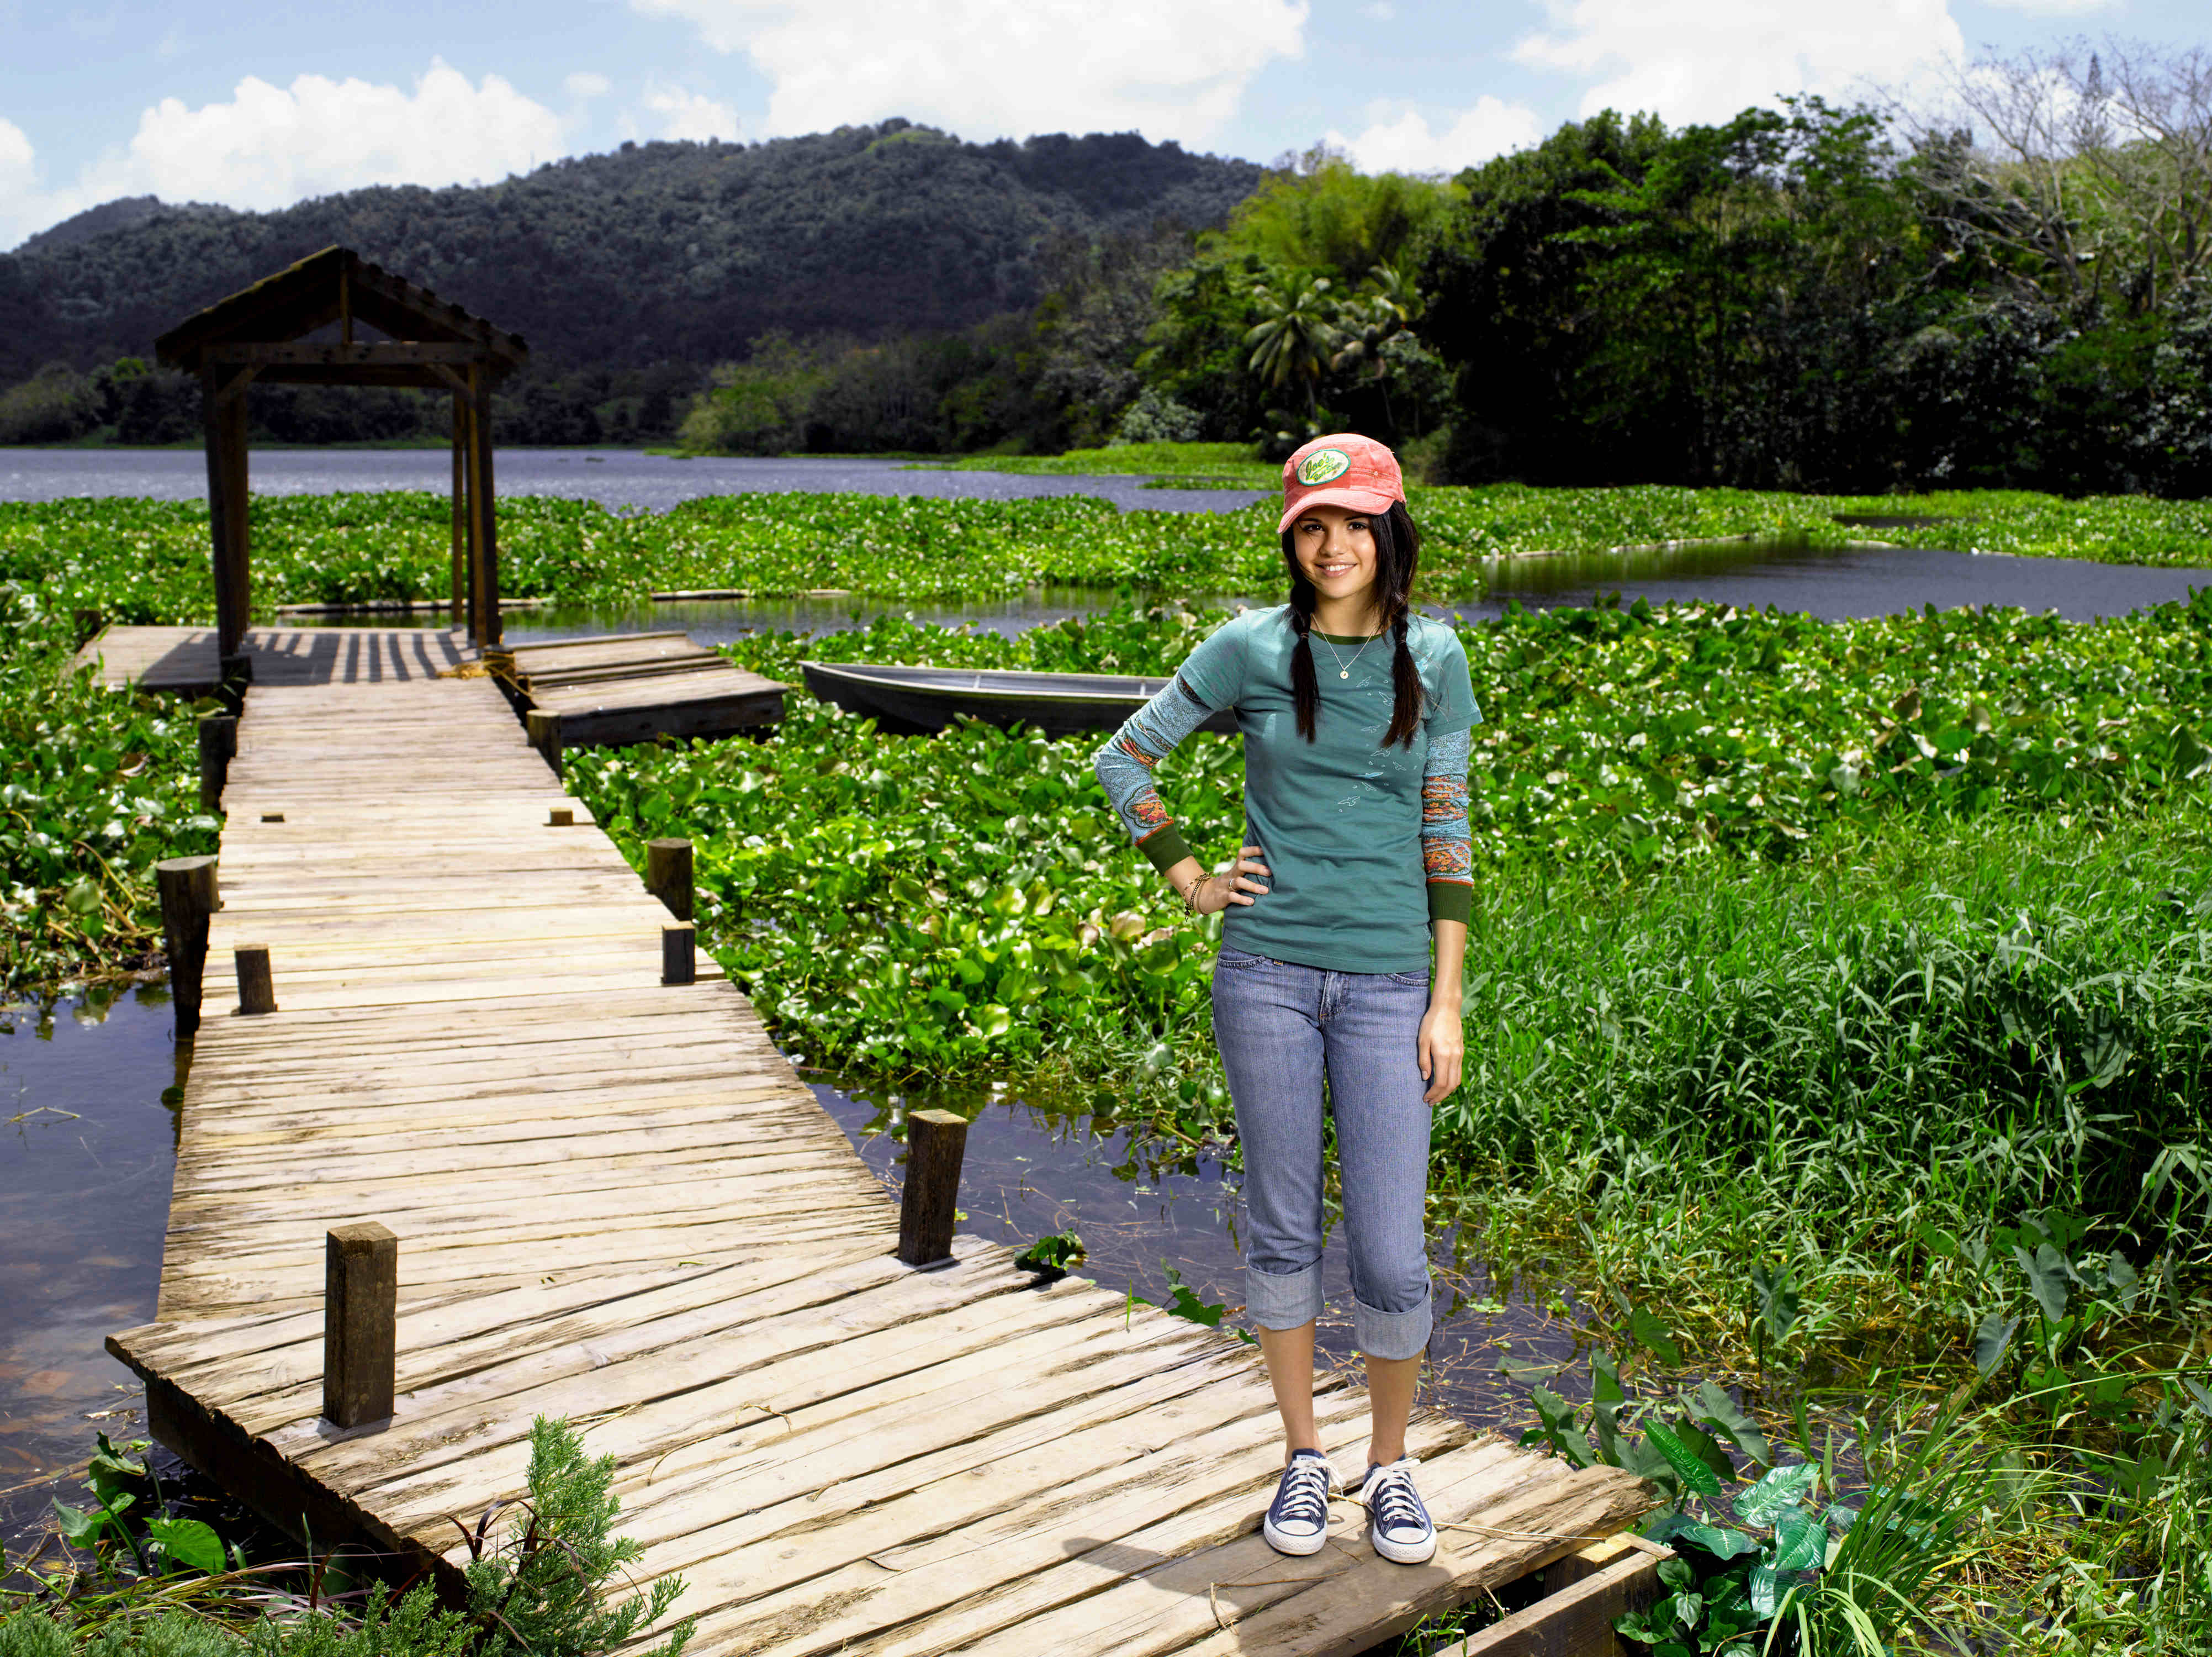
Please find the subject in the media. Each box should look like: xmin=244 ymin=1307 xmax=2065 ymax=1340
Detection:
xmin=1093 ymin=606 xmax=1478 ymax=976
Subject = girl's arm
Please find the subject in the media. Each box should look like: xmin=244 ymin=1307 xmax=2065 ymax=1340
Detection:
xmin=1420 ymin=919 xmax=1467 ymax=1105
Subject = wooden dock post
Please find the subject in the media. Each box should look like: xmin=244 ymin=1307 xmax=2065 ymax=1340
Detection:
xmin=897 ymin=1109 xmax=970 ymax=1267
xmin=646 ymin=837 xmax=694 ymax=921
xmin=324 ymin=1223 xmax=398 ymax=1428
xmin=662 ymin=923 xmax=696 ymax=985
xmin=235 ymin=945 xmax=277 ymax=1015
xmin=526 ymin=709 xmax=562 ymax=777
xmin=156 ymin=855 xmax=219 ymax=1041
xmin=218 ymin=652 xmax=253 ymax=715
xmin=198 ymin=714 xmax=237 ymax=810
xmin=548 ymin=806 xmax=574 ymax=827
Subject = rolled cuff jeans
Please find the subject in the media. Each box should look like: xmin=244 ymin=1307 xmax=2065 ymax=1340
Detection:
xmin=1210 ymin=946 xmax=1433 ymax=1362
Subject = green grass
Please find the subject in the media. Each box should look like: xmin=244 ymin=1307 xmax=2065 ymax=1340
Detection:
xmin=920 ymin=440 xmax=1276 ymax=481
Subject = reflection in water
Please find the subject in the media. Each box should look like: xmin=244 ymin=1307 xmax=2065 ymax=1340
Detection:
xmin=1466 ymin=531 xmax=2212 ymax=624
xmin=802 ymin=1069 xmax=1597 ymax=1439
xmin=0 ymin=986 xmax=181 ymax=1548
xmin=504 ymin=586 xmax=1138 ymax=648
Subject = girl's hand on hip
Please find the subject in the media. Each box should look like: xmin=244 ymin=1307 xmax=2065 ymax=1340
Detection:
xmin=1417 ymin=997 xmax=1464 ymax=1105
xmin=1196 ymin=846 xmax=1271 ymax=914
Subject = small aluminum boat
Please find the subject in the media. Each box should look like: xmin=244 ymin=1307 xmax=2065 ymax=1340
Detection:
xmin=799 ymin=660 xmax=1237 ymax=737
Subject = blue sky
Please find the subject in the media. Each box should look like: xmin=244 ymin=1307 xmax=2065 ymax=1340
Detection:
xmin=1 ymin=0 xmax=2203 ymax=248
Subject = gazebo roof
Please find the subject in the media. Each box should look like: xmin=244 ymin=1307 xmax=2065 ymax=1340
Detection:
xmin=155 ymin=246 xmax=530 ymax=388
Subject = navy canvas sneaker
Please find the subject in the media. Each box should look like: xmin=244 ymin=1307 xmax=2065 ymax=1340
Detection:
xmin=1358 ymin=1457 xmax=1437 ymax=1563
xmin=1261 ymin=1448 xmax=1336 ymax=1555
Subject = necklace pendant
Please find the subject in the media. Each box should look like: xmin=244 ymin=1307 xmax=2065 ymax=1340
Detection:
xmin=1338 ymin=669 xmax=1349 ymax=679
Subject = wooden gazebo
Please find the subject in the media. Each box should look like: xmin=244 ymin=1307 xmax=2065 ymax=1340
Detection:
xmin=155 ymin=246 xmax=531 ymax=655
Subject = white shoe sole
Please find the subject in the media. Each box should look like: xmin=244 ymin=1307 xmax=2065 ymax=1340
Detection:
xmin=1370 ymin=1524 xmax=1437 ymax=1564
xmin=1263 ymin=1516 xmax=1329 ymax=1556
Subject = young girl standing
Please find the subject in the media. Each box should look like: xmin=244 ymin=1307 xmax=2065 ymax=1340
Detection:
xmin=1093 ymin=433 xmax=1476 ymax=1565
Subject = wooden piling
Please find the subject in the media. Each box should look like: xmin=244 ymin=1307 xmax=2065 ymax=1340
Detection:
xmin=323 ymin=1223 xmax=398 ymax=1428
xmin=897 ymin=1109 xmax=970 ymax=1267
xmin=662 ymin=922 xmax=696 ymax=986
xmin=548 ymin=806 xmax=574 ymax=827
xmin=645 ymin=837 xmax=694 ymax=921
xmin=198 ymin=714 xmax=237 ymax=811
xmin=526 ymin=709 xmax=562 ymax=777
xmin=156 ymin=856 xmax=219 ymax=1041
xmin=235 ymin=944 xmax=277 ymax=1015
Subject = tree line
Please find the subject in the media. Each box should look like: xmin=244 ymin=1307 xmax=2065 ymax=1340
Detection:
xmin=5 ymin=42 xmax=2207 ymax=495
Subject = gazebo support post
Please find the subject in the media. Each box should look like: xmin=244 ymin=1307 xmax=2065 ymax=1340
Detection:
xmin=468 ymin=368 xmax=502 ymax=647
xmin=200 ymin=368 xmax=239 ymax=657
xmin=201 ymin=365 xmax=254 ymax=659
xmin=450 ymin=393 xmax=469 ymax=631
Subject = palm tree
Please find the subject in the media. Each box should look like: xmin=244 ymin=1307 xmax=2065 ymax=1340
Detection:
xmin=1329 ymin=263 xmax=1428 ymax=433
xmin=1242 ymin=273 xmax=1340 ymax=415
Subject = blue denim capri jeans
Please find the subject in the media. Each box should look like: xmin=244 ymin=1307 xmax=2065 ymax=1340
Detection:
xmin=1210 ymin=946 xmax=1433 ymax=1361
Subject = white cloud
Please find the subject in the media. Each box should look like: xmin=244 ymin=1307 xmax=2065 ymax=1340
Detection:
xmin=643 ymin=81 xmax=740 ymax=141
xmin=1513 ymin=0 xmax=1966 ymax=127
xmin=565 ymin=71 xmax=613 ymax=99
xmin=1330 ymin=98 xmax=1544 ymax=174
xmin=88 ymin=60 xmax=565 ymax=209
xmin=630 ymin=0 xmax=1306 ymax=142
xmin=2 ymin=61 xmax=568 ymax=248
xmin=1978 ymin=0 xmax=2114 ymax=11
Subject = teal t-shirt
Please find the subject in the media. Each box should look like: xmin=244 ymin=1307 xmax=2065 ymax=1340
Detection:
xmin=1174 ymin=606 xmax=1479 ymax=975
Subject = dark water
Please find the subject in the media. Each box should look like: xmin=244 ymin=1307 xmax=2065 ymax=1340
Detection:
xmin=0 ymin=448 xmax=1266 ymax=517
xmin=1468 ymin=532 xmax=2212 ymax=624
xmin=0 ymin=985 xmax=183 ymax=1550
xmin=484 ymin=536 xmax=2212 ymax=644
xmin=0 ymin=988 xmax=1587 ymax=1552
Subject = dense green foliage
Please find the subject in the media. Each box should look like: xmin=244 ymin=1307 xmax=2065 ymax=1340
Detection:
xmin=1 ymin=1419 xmax=690 ymax=1657
xmin=1425 ymin=71 xmax=2212 ymax=495
xmin=0 ymin=587 xmax=211 ymax=993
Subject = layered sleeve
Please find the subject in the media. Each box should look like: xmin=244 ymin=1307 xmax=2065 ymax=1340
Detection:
xmin=1092 ymin=617 xmax=1243 ymax=872
xmin=1420 ymin=628 xmax=1479 ymax=926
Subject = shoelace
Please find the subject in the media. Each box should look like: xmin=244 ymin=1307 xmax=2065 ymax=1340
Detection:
xmin=1275 ymin=1459 xmax=1331 ymax=1527
xmin=1367 ymin=1463 xmax=1427 ymax=1534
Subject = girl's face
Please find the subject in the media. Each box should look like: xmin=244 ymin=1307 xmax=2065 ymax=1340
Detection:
xmin=1292 ymin=503 xmax=1378 ymax=609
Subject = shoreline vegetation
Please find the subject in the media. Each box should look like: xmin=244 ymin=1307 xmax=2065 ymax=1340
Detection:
xmin=6 ymin=481 xmax=2211 ymax=1651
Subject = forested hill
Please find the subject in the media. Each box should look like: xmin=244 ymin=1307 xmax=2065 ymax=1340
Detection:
xmin=0 ymin=123 xmax=1265 ymax=379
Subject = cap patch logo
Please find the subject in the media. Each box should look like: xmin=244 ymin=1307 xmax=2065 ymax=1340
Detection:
xmin=1295 ymin=446 xmax=1352 ymax=486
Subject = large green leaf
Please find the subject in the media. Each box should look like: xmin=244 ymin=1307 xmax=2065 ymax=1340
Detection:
xmin=2014 ymin=1243 xmax=2072 ymax=1326
xmin=1692 ymin=1381 xmax=1772 ymax=1469
xmin=1733 ymin=1462 xmax=1819 ymax=1527
xmin=1772 ymin=1513 xmax=1828 ymax=1572
xmin=1644 ymin=1421 xmax=1723 ymax=1498
xmin=146 ymin=1516 xmax=226 ymax=1575
xmin=1677 ymin=1522 xmax=1760 ymax=1561
xmin=1973 ymin=1313 xmax=2019 ymax=1376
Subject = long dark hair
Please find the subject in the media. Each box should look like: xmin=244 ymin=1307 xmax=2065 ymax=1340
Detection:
xmin=1280 ymin=500 xmax=1423 ymax=747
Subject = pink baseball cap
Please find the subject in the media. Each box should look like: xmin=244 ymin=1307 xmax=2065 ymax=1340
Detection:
xmin=1277 ymin=432 xmax=1404 ymax=533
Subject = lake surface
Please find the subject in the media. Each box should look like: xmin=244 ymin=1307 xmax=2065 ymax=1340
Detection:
xmin=0 ymin=988 xmax=1586 ymax=1552
xmin=489 ymin=532 xmax=2212 ymax=645
xmin=12 ymin=447 xmax=2207 ymax=625
xmin=0 ymin=448 xmax=1267 ymax=516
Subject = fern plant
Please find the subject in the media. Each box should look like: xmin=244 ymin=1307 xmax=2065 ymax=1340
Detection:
xmin=461 ymin=1418 xmax=692 ymax=1657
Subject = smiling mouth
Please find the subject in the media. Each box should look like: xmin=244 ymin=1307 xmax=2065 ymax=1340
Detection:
xmin=1314 ymin=562 xmax=1358 ymax=577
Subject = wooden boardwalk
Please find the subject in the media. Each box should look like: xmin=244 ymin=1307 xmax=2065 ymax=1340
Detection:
xmin=503 ymin=632 xmax=788 ymax=747
xmin=108 ymin=658 xmax=1649 ymax=1656
xmin=75 ymin=625 xmax=472 ymax=693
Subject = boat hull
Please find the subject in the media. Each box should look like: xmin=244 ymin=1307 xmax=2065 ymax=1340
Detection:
xmin=800 ymin=661 xmax=1239 ymax=738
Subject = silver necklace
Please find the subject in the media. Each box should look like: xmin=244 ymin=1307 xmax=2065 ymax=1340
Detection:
xmin=1315 ymin=625 xmax=1384 ymax=680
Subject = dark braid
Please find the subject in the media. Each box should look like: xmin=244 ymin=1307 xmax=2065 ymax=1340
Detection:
xmin=1288 ymin=590 xmax=1321 ymax=741
xmin=1278 ymin=500 xmax=1425 ymax=746
xmin=1385 ymin=605 xmax=1421 ymax=748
